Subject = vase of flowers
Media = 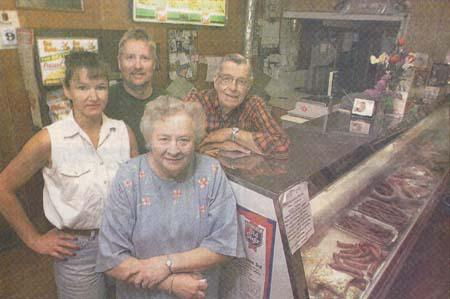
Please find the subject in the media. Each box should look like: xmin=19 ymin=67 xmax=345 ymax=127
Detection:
xmin=366 ymin=36 xmax=416 ymax=115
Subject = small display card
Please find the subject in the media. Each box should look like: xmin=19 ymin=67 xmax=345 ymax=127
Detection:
xmin=352 ymin=97 xmax=375 ymax=117
xmin=349 ymin=118 xmax=371 ymax=134
xmin=1 ymin=27 xmax=17 ymax=47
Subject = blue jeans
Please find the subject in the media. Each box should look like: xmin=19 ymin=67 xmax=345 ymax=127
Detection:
xmin=53 ymin=233 xmax=107 ymax=299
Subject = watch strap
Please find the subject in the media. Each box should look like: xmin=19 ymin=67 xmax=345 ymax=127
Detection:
xmin=231 ymin=127 xmax=239 ymax=142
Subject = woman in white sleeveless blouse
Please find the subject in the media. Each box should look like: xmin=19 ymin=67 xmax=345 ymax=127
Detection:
xmin=0 ymin=51 xmax=138 ymax=299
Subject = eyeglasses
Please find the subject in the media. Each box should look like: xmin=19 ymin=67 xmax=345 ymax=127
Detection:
xmin=217 ymin=74 xmax=249 ymax=88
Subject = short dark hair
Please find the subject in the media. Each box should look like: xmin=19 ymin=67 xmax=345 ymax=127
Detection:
xmin=64 ymin=51 xmax=109 ymax=87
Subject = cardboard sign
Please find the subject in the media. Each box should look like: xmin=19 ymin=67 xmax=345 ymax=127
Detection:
xmin=221 ymin=205 xmax=277 ymax=299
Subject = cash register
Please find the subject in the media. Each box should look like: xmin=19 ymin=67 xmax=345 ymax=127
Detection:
xmin=281 ymin=71 xmax=341 ymax=126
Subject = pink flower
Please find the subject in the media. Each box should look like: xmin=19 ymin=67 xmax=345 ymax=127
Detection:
xmin=199 ymin=205 xmax=207 ymax=215
xmin=123 ymin=180 xmax=133 ymax=188
xmin=198 ymin=178 xmax=208 ymax=189
xmin=141 ymin=196 xmax=151 ymax=206
xmin=172 ymin=189 xmax=182 ymax=199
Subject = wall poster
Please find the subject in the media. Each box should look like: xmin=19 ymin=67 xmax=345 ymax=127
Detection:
xmin=168 ymin=29 xmax=198 ymax=81
xmin=133 ymin=0 xmax=227 ymax=27
xmin=36 ymin=37 xmax=98 ymax=86
xmin=220 ymin=205 xmax=276 ymax=299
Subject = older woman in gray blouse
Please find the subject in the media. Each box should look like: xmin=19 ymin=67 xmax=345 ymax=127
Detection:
xmin=96 ymin=96 xmax=244 ymax=299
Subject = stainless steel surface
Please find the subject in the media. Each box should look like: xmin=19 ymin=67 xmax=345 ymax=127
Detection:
xmin=243 ymin=0 xmax=256 ymax=58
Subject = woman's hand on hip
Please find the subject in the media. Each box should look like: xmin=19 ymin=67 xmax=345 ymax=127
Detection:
xmin=172 ymin=273 xmax=208 ymax=299
xmin=30 ymin=228 xmax=80 ymax=259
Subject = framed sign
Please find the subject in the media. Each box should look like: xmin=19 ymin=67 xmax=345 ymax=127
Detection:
xmin=133 ymin=0 xmax=227 ymax=27
xmin=17 ymin=0 xmax=84 ymax=11
xmin=36 ymin=37 xmax=98 ymax=86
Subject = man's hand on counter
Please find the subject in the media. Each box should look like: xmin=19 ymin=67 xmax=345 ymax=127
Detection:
xmin=199 ymin=141 xmax=251 ymax=157
xmin=199 ymin=129 xmax=232 ymax=146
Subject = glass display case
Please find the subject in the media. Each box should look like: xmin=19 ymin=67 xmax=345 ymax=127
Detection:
xmin=299 ymin=105 xmax=449 ymax=299
xmin=217 ymin=102 xmax=449 ymax=299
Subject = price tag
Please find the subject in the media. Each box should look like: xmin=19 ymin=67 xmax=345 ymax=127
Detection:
xmin=1 ymin=27 xmax=17 ymax=47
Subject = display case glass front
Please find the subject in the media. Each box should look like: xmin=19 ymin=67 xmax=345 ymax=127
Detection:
xmin=300 ymin=105 xmax=449 ymax=298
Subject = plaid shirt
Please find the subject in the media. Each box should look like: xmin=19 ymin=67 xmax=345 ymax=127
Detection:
xmin=184 ymin=88 xmax=290 ymax=155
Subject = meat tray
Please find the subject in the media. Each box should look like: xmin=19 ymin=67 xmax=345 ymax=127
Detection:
xmin=353 ymin=197 xmax=411 ymax=230
xmin=335 ymin=210 xmax=399 ymax=247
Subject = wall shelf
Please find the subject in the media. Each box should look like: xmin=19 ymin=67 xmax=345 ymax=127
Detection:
xmin=283 ymin=11 xmax=406 ymax=22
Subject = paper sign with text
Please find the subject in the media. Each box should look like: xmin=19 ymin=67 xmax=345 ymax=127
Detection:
xmin=279 ymin=182 xmax=314 ymax=255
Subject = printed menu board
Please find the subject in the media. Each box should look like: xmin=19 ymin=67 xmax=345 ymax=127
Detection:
xmin=36 ymin=38 xmax=98 ymax=86
xmin=133 ymin=0 xmax=227 ymax=26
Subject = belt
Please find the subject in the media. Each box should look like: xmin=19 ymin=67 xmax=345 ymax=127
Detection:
xmin=61 ymin=228 xmax=99 ymax=237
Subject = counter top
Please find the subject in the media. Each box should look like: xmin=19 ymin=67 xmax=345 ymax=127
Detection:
xmin=220 ymin=111 xmax=376 ymax=200
xmin=219 ymin=100 xmax=447 ymax=200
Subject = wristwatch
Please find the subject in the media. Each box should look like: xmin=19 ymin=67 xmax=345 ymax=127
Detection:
xmin=165 ymin=255 xmax=174 ymax=274
xmin=231 ymin=127 xmax=240 ymax=142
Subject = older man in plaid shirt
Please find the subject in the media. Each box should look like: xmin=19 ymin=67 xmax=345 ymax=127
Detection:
xmin=184 ymin=53 xmax=290 ymax=157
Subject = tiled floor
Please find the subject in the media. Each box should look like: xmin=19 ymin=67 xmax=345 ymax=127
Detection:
xmin=1 ymin=200 xmax=449 ymax=299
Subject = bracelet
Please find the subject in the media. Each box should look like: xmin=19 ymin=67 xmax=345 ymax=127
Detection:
xmin=168 ymin=274 xmax=176 ymax=295
xmin=165 ymin=255 xmax=174 ymax=274
xmin=231 ymin=127 xmax=240 ymax=143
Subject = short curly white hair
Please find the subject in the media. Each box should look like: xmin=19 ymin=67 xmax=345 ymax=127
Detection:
xmin=140 ymin=95 xmax=206 ymax=150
